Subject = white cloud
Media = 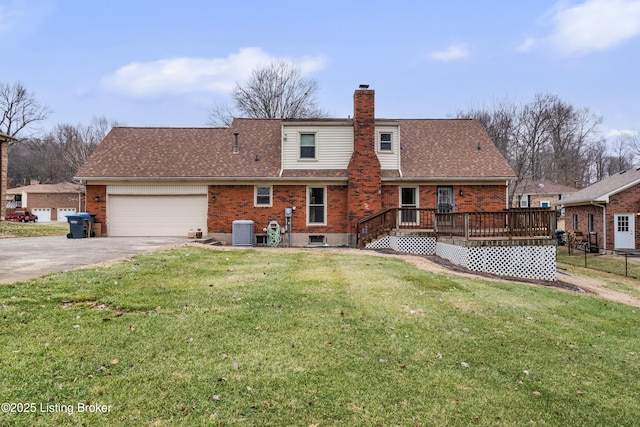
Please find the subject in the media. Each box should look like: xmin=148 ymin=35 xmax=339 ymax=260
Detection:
xmin=428 ymin=44 xmax=470 ymax=62
xmin=605 ymin=128 xmax=637 ymax=139
xmin=549 ymin=0 xmax=640 ymax=55
xmin=516 ymin=37 xmax=536 ymax=53
xmin=100 ymin=47 xmax=328 ymax=98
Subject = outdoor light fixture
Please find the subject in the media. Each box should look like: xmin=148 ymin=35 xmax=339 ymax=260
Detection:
xmin=93 ymin=195 xmax=101 ymax=202
xmin=459 ymin=189 xmax=464 ymax=197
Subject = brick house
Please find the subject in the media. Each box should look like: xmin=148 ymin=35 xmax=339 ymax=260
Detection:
xmin=6 ymin=182 xmax=86 ymax=222
xmin=76 ymin=87 xmax=516 ymax=245
xmin=557 ymin=167 xmax=640 ymax=251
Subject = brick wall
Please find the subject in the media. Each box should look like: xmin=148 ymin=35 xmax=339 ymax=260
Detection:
xmin=382 ymin=184 xmax=507 ymax=212
xmin=347 ymin=88 xmax=381 ymax=230
xmin=25 ymin=193 xmax=85 ymax=220
xmin=208 ymin=184 xmax=349 ymax=234
xmin=565 ymin=204 xmax=603 ymax=233
xmin=85 ymin=185 xmax=107 ymax=235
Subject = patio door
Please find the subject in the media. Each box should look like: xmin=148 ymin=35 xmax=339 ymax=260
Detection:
xmin=614 ymin=213 xmax=635 ymax=249
xmin=400 ymin=187 xmax=418 ymax=225
xmin=437 ymin=186 xmax=454 ymax=213
xmin=436 ymin=186 xmax=454 ymax=227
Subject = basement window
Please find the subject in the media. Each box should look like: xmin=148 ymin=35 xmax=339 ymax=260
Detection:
xmin=309 ymin=235 xmax=326 ymax=245
xmin=255 ymin=235 xmax=268 ymax=246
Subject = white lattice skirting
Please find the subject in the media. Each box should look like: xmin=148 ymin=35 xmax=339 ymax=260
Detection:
xmin=367 ymin=236 xmax=556 ymax=281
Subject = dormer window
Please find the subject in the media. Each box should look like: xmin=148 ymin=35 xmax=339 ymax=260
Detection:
xmin=300 ymin=133 xmax=316 ymax=159
xmin=379 ymin=132 xmax=392 ymax=151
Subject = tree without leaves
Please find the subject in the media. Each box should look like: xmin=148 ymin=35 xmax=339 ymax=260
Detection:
xmin=619 ymin=132 xmax=640 ymax=166
xmin=207 ymin=61 xmax=328 ymax=126
xmin=7 ymin=117 xmax=115 ymax=185
xmin=0 ymin=81 xmax=51 ymax=139
xmin=458 ymin=93 xmax=604 ymax=206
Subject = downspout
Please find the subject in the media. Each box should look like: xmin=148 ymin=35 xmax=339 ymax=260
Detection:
xmin=279 ymin=124 xmax=285 ymax=178
xmin=592 ymin=202 xmax=606 ymax=254
xmin=397 ymin=126 xmax=403 ymax=177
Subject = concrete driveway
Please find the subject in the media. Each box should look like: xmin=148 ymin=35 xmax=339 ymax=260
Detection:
xmin=0 ymin=236 xmax=187 ymax=284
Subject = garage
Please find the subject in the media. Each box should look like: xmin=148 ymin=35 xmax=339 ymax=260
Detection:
xmin=57 ymin=207 xmax=76 ymax=222
xmin=32 ymin=207 xmax=51 ymax=222
xmin=107 ymin=185 xmax=208 ymax=236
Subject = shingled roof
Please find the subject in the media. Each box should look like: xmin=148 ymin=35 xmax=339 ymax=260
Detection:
xmin=514 ymin=179 xmax=578 ymax=196
xmin=76 ymin=117 xmax=515 ymax=181
xmin=7 ymin=182 xmax=84 ymax=194
xmin=558 ymin=167 xmax=640 ymax=206
xmin=76 ymin=119 xmax=282 ymax=179
xmin=398 ymin=119 xmax=514 ymax=179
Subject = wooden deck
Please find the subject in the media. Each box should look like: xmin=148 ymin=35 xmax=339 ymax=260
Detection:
xmin=356 ymin=208 xmax=555 ymax=248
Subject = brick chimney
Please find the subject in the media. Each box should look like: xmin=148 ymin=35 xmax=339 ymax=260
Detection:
xmin=347 ymin=85 xmax=382 ymax=232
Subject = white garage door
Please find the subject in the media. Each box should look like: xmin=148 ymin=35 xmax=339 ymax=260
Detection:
xmin=57 ymin=208 xmax=76 ymax=221
xmin=32 ymin=208 xmax=51 ymax=222
xmin=108 ymin=194 xmax=207 ymax=236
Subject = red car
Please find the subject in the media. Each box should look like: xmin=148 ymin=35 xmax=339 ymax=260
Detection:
xmin=6 ymin=210 xmax=38 ymax=222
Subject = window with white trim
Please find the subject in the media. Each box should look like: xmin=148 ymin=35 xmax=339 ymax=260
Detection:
xmin=379 ymin=132 xmax=392 ymax=151
xmin=255 ymin=186 xmax=272 ymax=206
xmin=300 ymin=133 xmax=316 ymax=159
xmin=308 ymin=187 xmax=326 ymax=225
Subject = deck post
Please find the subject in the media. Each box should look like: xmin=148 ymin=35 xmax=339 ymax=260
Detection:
xmin=464 ymin=213 xmax=470 ymax=241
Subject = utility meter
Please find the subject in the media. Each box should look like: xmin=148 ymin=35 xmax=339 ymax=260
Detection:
xmin=285 ymin=207 xmax=293 ymax=218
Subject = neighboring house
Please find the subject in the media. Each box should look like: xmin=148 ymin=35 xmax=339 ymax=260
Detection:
xmin=556 ymin=167 xmax=640 ymax=251
xmin=0 ymin=132 xmax=16 ymax=221
xmin=76 ymin=87 xmax=516 ymax=245
xmin=512 ymin=179 xmax=578 ymax=230
xmin=6 ymin=182 xmax=86 ymax=222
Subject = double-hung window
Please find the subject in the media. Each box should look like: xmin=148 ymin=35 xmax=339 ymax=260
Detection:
xmin=308 ymin=187 xmax=325 ymax=225
xmin=255 ymin=186 xmax=272 ymax=207
xmin=300 ymin=133 xmax=316 ymax=159
xmin=379 ymin=132 xmax=392 ymax=151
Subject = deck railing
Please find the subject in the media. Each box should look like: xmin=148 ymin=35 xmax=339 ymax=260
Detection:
xmin=356 ymin=208 xmax=555 ymax=248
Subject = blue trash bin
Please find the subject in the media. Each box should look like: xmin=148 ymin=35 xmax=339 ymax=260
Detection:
xmin=66 ymin=213 xmax=96 ymax=239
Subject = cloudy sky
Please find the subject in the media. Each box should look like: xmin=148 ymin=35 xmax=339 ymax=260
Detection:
xmin=1 ymin=0 xmax=639 ymax=142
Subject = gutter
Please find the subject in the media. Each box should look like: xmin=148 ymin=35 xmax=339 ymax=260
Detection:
xmin=591 ymin=201 xmax=607 ymax=255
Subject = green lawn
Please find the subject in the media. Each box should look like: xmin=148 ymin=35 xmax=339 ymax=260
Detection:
xmin=0 ymin=221 xmax=68 ymax=238
xmin=557 ymin=246 xmax=640 ymax=280
xmin=1 ymin=247 xmax=639 ymax=426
